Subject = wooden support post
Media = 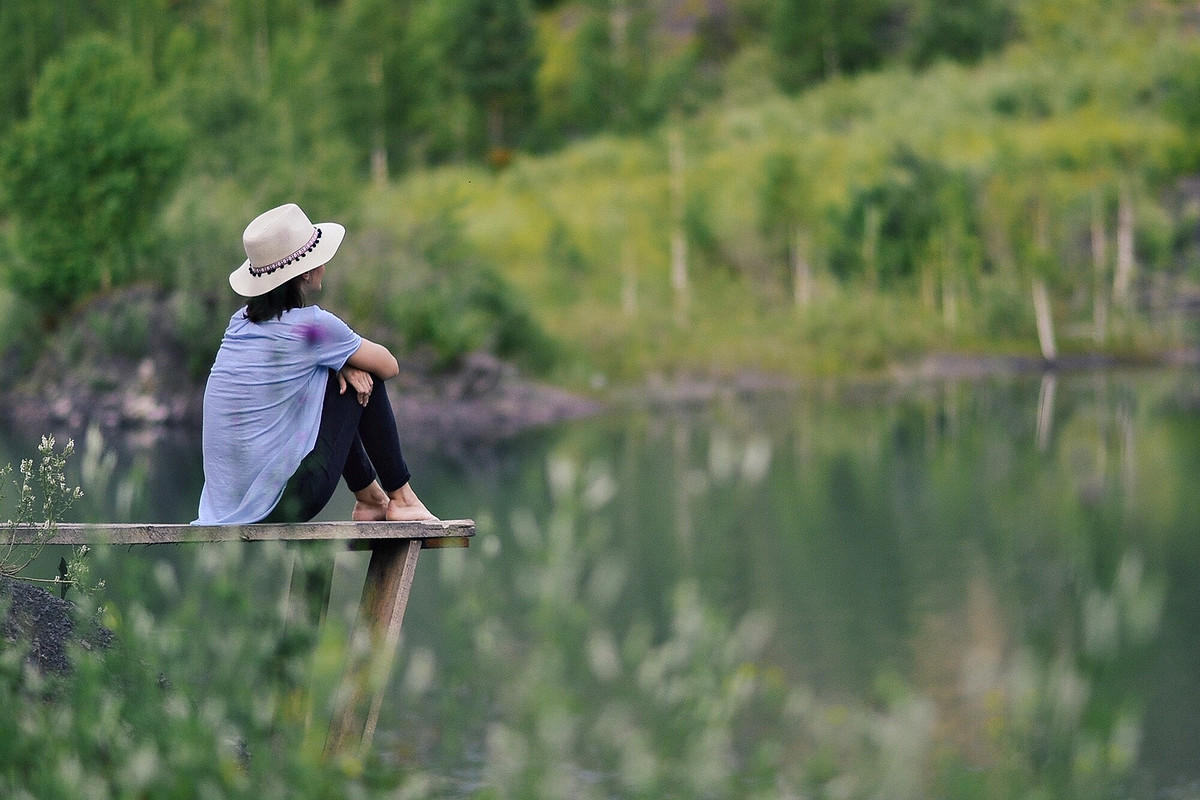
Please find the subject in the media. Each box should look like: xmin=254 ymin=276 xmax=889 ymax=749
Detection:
xmin=280 ymin=544 xmax=337 ymax=737
xmin=324 ymin=539 xmax=422 ymax=757
xmin=283 ymin=544 xmax=337 ymax=633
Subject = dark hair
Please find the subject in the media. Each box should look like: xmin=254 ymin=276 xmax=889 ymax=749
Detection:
xmin=244 ymin=275 xmax=307 ymax=323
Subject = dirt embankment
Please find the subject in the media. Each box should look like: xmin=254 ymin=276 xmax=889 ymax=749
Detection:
xmin=1 ymin=347 xmax=601 ymax=445
xmin=0 ymin=288 xmax=602 ymax=445
xmin=1 ymin=577 xmax=112 ymax=674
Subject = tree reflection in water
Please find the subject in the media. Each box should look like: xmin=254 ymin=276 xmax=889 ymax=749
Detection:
xmin=370 ymin=370 xmax=1199 ymax=799
xmin=5 ymin=370 xmax=1199 ymax=798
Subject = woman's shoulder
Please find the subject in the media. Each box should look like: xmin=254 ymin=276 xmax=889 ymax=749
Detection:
xmin=308 ymin=304 xmax=342 ymax=320
xmin=280 ymin=304 xmax=341 ymax=323
xmin=272 ymin=305 xmax=325 ymax=327
xmin=282 ymin=305 xmax=357 ymax=342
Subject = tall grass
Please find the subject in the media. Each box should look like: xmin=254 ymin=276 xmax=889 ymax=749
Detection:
xmin=333 ymin=33 xmax=1197 ymax=386
xmin=43 ymin=23 xmax=1187 ymax=389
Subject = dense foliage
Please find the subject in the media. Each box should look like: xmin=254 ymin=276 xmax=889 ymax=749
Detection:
xmin=0 ymin=0 xmax=1023 ymax=173
xmin=0 ymin=0 xmax=1197 ymax=378
xmin=0 ymin=540 xmax=396 ymax=799
xmin=1 ymin=36 xmax=186 ymax=318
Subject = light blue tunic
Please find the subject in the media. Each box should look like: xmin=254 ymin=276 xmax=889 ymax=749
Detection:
xmin=194 ymin=306 xmax=362 ymax=525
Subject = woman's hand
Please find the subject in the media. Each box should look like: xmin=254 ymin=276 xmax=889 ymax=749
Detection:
xmin=338 ymin=365 xmax=374 ymax=407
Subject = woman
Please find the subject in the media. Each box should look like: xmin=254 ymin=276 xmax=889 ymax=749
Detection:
xmin=195 ymin=203 xmax=434 ymax=525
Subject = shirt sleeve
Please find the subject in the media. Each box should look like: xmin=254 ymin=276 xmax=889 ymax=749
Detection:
xmin=309 ymin=306 xmax=362 ymax=370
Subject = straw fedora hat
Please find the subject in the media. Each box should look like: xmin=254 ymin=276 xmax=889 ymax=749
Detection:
xmin=229 ymin=203 xmax=346 ymax=297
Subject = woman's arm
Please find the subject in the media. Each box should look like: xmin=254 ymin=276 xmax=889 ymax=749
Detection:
xmin=346 ymin=338 xmax=399 ymax=380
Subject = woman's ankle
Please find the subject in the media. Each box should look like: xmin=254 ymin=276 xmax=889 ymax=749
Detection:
xmin=351 ymin=481 xmax=390 ymax=520
xmin=387 ymin=482 xmax=418 ymax=505
xmin=354 ymin=481 xmax=388 ymax=505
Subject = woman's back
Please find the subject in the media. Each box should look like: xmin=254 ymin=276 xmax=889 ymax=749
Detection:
xmin=196 ymin=305 xmax=360 ymax=524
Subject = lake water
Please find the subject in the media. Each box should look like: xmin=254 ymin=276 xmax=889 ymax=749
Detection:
xmin=4 ymin=368 xmax=1200 ymax=798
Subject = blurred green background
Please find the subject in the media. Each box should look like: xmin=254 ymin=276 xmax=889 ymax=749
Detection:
xmin=2 ymin=0 xmax=1199 ymax=386
xmin=7 ymin=370 xmax=1200 ymax=799
xmin=6 ymin=2 xmax=1200 ymax=799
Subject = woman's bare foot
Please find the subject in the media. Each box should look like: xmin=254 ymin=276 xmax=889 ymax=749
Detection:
xmin=386 ymin=482 xmax=438 ymax=522
xmin=352 ymin=500 xmax=388 ymax=521
xmin=352 ymin=481 xmax=389 ymax=521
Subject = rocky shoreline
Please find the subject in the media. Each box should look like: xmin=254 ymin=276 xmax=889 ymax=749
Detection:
xmin=0 ymin=286 xmax=604 ymax=446
xmin=2 ymin=284 xmax=1196 ymax=445
xmin=7 ymin=344 xmax=1200 ymax=447
xmin=0 ymin=350 xmax=603 ymax=447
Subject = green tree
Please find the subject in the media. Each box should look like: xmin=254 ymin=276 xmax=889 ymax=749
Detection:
xmin=536 ymin=0 xmax=689 ymax=140
xmin=0 ymin=0 xmax=118 ymax=135
xmin=907 ymin=0 xmax=1014 ymax=66
xmin=830 ymin=149 xmax=982 ymax=291
xmin=537 ymin=5 xmax=620 ymax=137
xmin=444 ymin=0 xmax=540 ymax=153
xmin=758 ymin=147 xmax=819 ymax=305
xmin=327 ymin=0 xmax=434 ymax=178
xmin=0 ymin=34 xmax=186 ymax=320
xmin=769 ymin=0 xmax=897 ymax=92
xmin=1015 ymin=0 xmax=1139 ymax=53
xmin=1158 ymin=42 xmax=1200 ymax=138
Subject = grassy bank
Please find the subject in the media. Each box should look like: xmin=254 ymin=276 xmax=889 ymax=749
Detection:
xmin=7 ymin=18 xmax=1200 ymax=395
xmin=325 ymin=34 xmax=1197 ymax=388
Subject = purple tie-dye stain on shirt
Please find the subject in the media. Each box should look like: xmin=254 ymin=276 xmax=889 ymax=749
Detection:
xmin=300 ymin=321 xmax=326 ymax=346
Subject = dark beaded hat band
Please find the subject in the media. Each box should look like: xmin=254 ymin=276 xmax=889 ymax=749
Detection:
xmin=248 ymin=227 xmax=323 ymax=278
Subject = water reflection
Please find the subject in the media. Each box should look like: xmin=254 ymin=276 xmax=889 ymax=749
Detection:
xmin=3 ymin=369 xmax=1200 ymax=797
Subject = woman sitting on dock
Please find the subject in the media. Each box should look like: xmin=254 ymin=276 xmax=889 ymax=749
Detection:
xmin=195 ymin=203 xmax=435 ymax=526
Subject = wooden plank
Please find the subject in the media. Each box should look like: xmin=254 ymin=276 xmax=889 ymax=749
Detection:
xmin=325 ymin=539 xmax=422 ymax=757
xmin=3 ymin=519 xmax=474 ymax=546
xmin=415 ymin=535 xmax=471 ymax=549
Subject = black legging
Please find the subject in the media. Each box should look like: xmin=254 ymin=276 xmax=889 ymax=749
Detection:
xmin=261 ymin=370 xmax=412 ymax=523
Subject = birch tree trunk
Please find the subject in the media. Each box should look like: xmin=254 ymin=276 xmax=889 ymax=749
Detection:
xmin=622 ymin=237 xmax=638 ymax=316
xmin=1113 ymin=180 xmax=1135 ymax=307
xmin=943 ymin=275 xmax=958 ymax=331
xmin=1036 ymin=372 xmax=1057 ymax=452
xmin=487 ymin=104 xmax=505 ymax=152
xmin=371 ymin=140 xmax=388 ymax=187
xmin=942 ymin=227 xmax=959 ymax=331
xmin=369 ymin=55 xmax=388 ymax=187
xmin=673 ymin=421 xmax=693 ymax=551
xmin=920 ymin=268 xmax=936 ymax=311
xmin=668 ymin=126 xmax=688 ymax=320
xmin=1119 ymin=402 xmax=1136 ymax=501
xmin=254 ymin=0 xmax=270 ymax=88
xmin=1031 ymin=195 xmax=1057 ymax=362
xmin=1032 ymin=279 xmax=1057 ymax=362
xmin=610 ymin=2 xmax=628 ymax=64
xmin=861 ymin=205 xmax=881 ymax=291
xmin=1091 ymin=191 xmax=1108 ymax=343
xmin=792 ymin=225 xmax=813 ymax=307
